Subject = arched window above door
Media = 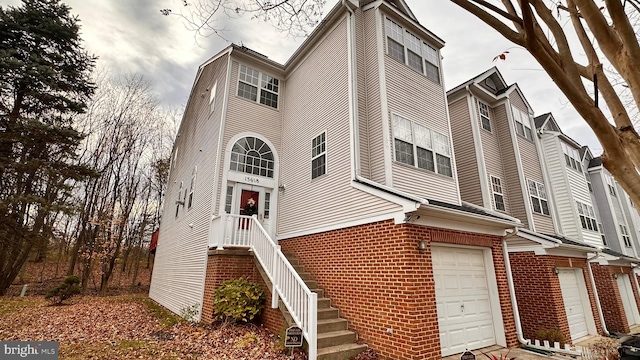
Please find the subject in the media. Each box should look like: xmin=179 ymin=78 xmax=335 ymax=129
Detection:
xmin=230 ymin=136 xmax=274 ymax=178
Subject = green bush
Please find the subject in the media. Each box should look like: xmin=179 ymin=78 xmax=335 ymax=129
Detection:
xmin=45 ymin=276 xmax=81 ymax=305
xmin=213 ymin=278 xmax=265 ymax=323
xmin=534 ymin=328 xmax=566 ymax=345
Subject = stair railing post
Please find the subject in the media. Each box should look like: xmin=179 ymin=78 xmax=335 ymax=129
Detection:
xmin=271 ymin=245 xmax=280 ymax=308
xmin=308 ymin=292 xmax=318 ymax=360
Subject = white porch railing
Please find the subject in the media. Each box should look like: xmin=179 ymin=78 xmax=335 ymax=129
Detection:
xmin=524 ymin=338 xmax=583 ymax=356
xmin=210 ymin=214 xmax=318 ymax=360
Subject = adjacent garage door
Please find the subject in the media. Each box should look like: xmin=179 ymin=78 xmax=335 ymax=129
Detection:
xmin=616 ymin=274 xmax=640 ymax=327
xmin=558 ymin=269 xmax=589 ymax=340
xmin=432 ymin=247 xmax=496 ymax=356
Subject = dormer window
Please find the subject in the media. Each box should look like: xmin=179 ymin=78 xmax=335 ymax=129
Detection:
xmin=485 ymin=78 xmax=497 ymax=92
xmin=385 ymin=17 xmax=440 ymax=84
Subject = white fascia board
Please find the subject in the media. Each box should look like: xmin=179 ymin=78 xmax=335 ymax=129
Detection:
xmin=351 ymin=179 xmax=422 ymax=213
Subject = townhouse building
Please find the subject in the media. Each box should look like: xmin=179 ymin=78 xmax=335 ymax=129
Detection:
xmin=447 ymin=70 xmax=604 ymax=343
xmin=149 ymin=1 xmax=527 ymax=359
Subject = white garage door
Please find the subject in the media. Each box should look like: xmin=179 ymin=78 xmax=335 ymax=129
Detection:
xmin=558 ymin=269 xmax=589 ymax=340
xmin=616 ymin=274 xmax=640 ymax=327
xmin=432 ymin=247 xmax=495 ymax=356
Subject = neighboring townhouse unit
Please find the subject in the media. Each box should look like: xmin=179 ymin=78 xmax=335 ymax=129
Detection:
xmin=535 ymin=113 xmax=640 ymax=335
xmin=447 ymin=69 xmax=604 ymax=343
xmin=586 ymin=153 xmax=640 ymax=333
xmin=150 ymin=1 xmax=528 ymax=359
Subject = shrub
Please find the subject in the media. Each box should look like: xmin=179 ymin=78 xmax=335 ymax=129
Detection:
xmin=534 ymin=328 xmax=566 ymax=345
xmin=45 ymin=276 xmax=81 ymax=305
xmin=213 ymin=278 xmax=265 ymax=324
xmin=583 ymin=338 xmax=619 ymax=360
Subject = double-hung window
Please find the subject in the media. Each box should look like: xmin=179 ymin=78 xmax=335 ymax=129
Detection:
xmin=490 ymin=176 xmax=505 ymax=211
xmin=605 ymin=174 xmax=617 ymax=197
xmin=385 ymin=17 xmax=440 ymax=84
xmin=312 ymin=132 xmax=326 ymax=179
xmin=527 ymin=179 xmax=550 ymax=215
xmin=188 ymin=167 xmax=197 ymax=209
xmin=599 ymin=223 xmax=607 ymax=245
xmin=620 ymin=224 xmax=632 ymax=247
xmin=585 ymin=172 xmax=592 ymax=192
xmin=392 ymin=114 xmax=452 ymax=177
xmin=561 ymin=142 xmax=582 ymax=173
xmin=176 ymin=181 xmax=184 ymax=218
xmin=511 ymin=106 xmax=534 ymax=141
xmin=576 ymin=201 xmax=597 ymax=231
xmin=238 ymin=64 xmax=279 ymax=109
xmin=478 ymin=101 xmax=491 ymax=132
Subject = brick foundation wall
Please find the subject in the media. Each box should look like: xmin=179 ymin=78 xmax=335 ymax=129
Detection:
xmin=278 ymin=220 xmax=518 ymax=360
xmin=591 ymin=263 xmax=629 ymax=334
xmin=509 ymin=253 xmax=603 ymax=342
xmin=201 ymin=249 xmax=285 ymax=333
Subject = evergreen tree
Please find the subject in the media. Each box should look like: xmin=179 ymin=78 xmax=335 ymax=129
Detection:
xmin=0 ymin=0 xmax=96 ymax=294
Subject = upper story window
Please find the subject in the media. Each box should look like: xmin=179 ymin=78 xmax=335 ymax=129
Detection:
xmin=230 ymin=137 xmax=274 ymax=178
xmin=585 ymin=172 xmax=593 ymax=192
xmin=620 ymin=224 xmax=632 ymax=247
xmin=485 ymin=78 xmax=497 ymax=92
xmin=605 ymin=173 xmax=617 ymax=197
xmin=561 ymin=142 xmax=582 ymax=173
xmin=176 ymin=181 xmax=184 ymax=218
xmin=490 ymin=176 xmax=505 ymax=211
xmin=209 ymin=82 xmax=217 ymax=113
xmin=599 ymin=223 xmax=607 ymax=246
xmin=238 ymin=64 xmax=279 ymax=109
xmin=188 ymin=167 xmax=197 ymax=210
xmin=576 ymin=201 xmax=597 ymax=231
xmin=312 ymin=132 xmax=326 ymax=179
xmin=527 ymin=179 xmax=550 ymax=215
xmin=385 ymin=17 xmax=440 ymax=84
xmin=478 ymin=101 xmax=491 ymax=132
xmin=511 ymin=106 xmax=534 ymax=141
xmin=392 ymin=114 xmax=452 ymax=177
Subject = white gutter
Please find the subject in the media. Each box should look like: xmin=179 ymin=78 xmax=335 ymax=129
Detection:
xmin=587 ymin=253 xmax=610 ymax=336
xmin=502 ymin=228 xmax=528 ymax=345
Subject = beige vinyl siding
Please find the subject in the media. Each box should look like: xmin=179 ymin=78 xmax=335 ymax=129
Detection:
xmin=382 ymin=12 xmax=459 ymax=203
xmin=448 ymin=97 xmax=482 ymax=206
xmin=510 ymin=92 xmax=555 ymax=233
xmin=541 ymin=134 xmax=579 ymax=239
xmin=214 ymin=59 xmax=284 ymax=213
xmin=364 ymin=9 xmax=385 ymax=184
xmin=494 ymin=104 xmax=528 ymax=227
xmin=278 ymin=16 xmax=402 ymax=236
xmin=477 ymin=100 xmax=510 ymax=213
xmin=355 ymin=8 xmax=371 ymax=178
xmin=150 ymin=55 xmax=229 ymax=320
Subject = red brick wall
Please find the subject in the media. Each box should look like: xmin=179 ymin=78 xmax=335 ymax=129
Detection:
xmin=509 ymin=253 xmax=603 ymax=342
xmin=201 ymin=250 xmax=285 ymax=333
xmin=591 ymin=263 xmax=629 ymax=334
xmin=278 ymin=220 xmax=517 ymax=360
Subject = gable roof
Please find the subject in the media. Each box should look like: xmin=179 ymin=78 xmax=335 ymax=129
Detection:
xmin=447 ymin=66 xmax=507 ymax=95
xmin=534 ymin=113 xmax=552 ymax=129
xmin=589 ymin=156 xmax=603 ymax=168
xmin=580 ymin=146 xmax=593 ymax=161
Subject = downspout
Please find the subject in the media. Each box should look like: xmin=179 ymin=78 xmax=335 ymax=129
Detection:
xmin=502 ymin=228 xmax=528 ymax=345
xmin=587 ymin=253 xmax=610 ymax=336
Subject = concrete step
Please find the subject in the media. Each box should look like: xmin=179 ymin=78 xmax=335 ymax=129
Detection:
xmin=293 ymin=264 xmax=305 ymax=273
xmin=317 ymin=308 xmax=340 ymax=320
xmin=311 ymin=288 xmax=325 ymax=298
xmin=318 ymin=297 xmax=331 ymax=309
xmin=298 ymin=272 xmax=312 ymax=281
xmin=304 ymin=279 xmax=318 ymax=289
xmin=317 ymin=318 xmax=349 ymax=333
xmin=317 ymin=343 xmax=368 ymax=360
xmin=317 ymin=330 xmax=357 ymax=349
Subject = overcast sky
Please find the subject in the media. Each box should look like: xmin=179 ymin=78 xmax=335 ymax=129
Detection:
xmin=1 ymin=0 xmax=603 ymax=154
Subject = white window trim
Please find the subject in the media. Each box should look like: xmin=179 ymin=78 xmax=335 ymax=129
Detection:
xmin=175 ymin=181 xmax=184 ymax=218
xmin=209 ymin=82 xmax=217 ymax=113
xmin=605 ymin=174 xmax=617 ymax=197
xmin=511 ymin=106 xmax=534 ymax=141
xmin=391 ymin=113 xmax=452 ymax=177
xmin=188 ymin=166 xmax=197 ymax=210
xmin=311 ymin=130 xmax=327 ymax=180
xmin=561 ymin=142 xmax=583 ymax=173
xmin=527 ymin=179 xmax=550 ymax=215
xmin=620 ymin=224 xmax=632 ymax=247
xmin=384 ymin=17 xmax=440 ymax=84
xmin=576 ymin=200 xmax=598 ymax=232
xmin=237 ymin=63 xmax=280 ymax=109
xmin=490 ymin=175 xmax=505 ymax=211
xmin=478 ymin=101 xmax=492 ymax=133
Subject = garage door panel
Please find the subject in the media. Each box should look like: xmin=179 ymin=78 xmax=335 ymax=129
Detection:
xmin=558 ymin=269 xmax=589 ymax=340
xmin=433 ymin=247 xmax=496 ymax=356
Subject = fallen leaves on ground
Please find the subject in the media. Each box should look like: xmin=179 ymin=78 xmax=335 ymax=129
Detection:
xmin=0 ymin=295 xmax=304 ymax=360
